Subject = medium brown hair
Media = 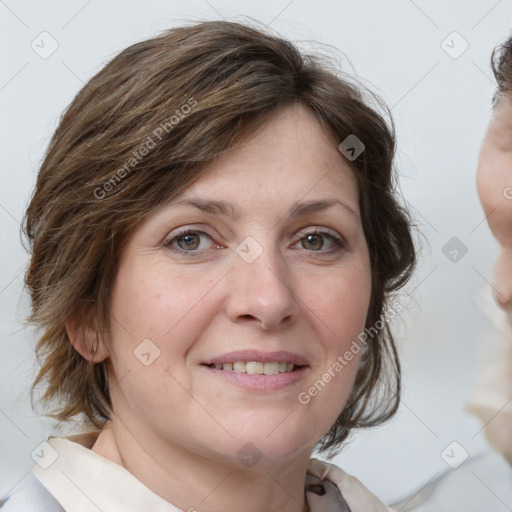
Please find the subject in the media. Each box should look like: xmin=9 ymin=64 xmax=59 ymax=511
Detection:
xmin=23 ymin=19 xmax=415 ymax=456
xmin=492 ymin=33 xmax=512 ymax=103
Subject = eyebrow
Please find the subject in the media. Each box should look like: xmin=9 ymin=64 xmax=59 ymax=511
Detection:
xmin=170 ymin=198 xmax=242 ymax=219
xmin=170 ymin=198 xmax=359 ymax=220
xmin=288 ymin=199 xmax=358 ymax=219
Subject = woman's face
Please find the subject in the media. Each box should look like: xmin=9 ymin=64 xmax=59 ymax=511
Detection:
xmin=104 ymin=105 xmax=372 ymax=465
xmin=478 ymin=94 xmax=512 ymax=311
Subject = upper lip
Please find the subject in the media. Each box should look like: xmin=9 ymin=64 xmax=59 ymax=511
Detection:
xmin=202 ymin=350 xmax=309 ymax=366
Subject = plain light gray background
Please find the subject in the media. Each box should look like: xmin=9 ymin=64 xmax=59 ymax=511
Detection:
xmin=0 ymin=0 xmax=510 ymax=505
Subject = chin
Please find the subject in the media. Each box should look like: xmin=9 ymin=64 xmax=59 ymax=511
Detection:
xmin=221 ymin=421 xmax=318 ymax=466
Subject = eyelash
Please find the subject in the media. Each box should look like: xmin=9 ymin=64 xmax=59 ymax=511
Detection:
xmin=294 ymin=231 xmax=347 ymax=252
xmin=163 ymin=229 xmax=221 ymax=256
xmin=163 ymin=228 xmax=346 ymax=256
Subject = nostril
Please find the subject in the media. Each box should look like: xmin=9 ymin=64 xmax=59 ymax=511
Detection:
xmin=239 ymin=314 xmax=256 ymax=321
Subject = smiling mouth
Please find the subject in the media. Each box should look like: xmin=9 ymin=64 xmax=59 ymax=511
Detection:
xmin=202 ymin=362 xmax=304 ymax=375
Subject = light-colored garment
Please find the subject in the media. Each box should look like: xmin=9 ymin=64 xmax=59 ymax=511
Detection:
xmin=1 ymin=430 xmax=392 ymax=511
xmin=390 ymin=287 xmax=512 ymax=511
xmin=466 ymin=288 xmax=512 ymax=464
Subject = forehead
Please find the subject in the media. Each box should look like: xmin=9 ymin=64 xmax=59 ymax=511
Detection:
xmin=185 ymin=105 xmax=359 ymax=204
xmin=486 ymin=94 xmax=512 ymax=151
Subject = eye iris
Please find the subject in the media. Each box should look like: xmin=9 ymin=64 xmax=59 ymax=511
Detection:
xmin=302 ymin=234 xmax=323 ymax=250
xmin=177 ymin=233 xmax=200 ymax=250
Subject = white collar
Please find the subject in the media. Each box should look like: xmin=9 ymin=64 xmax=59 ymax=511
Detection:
xmin=32 ymin=431 xmax=390 ymax=512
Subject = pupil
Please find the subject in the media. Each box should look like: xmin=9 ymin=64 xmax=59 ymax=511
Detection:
xmin=304 ymin=234 xmax=322 ymax=250
xmin=179 ymin=234 xmax=199 ymax=250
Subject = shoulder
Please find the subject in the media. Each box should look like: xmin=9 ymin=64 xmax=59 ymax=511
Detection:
xmin=0 ymin=472 xmax=64 ymax=512
xmin=307 ymin=458 xmax=393 ymax=512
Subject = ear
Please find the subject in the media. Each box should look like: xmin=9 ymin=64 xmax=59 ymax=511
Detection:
xmin=65 ymin=316 xmax=109 ymax=363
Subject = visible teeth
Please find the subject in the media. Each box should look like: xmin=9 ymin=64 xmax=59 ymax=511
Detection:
xmin=233 ymin=361 xmax=246 ymax=372
xmin=211 ymin=361 xmax=298 ymax=374
xmin=263 ymin=362 xmax=280 ymax=375
xmin=246 ymin=362 xmax=264 ymax=374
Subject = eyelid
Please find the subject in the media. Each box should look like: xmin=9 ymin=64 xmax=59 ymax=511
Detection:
xmin=290 ymin=226 xmax=348 ymax=252
xmin=163 ymin=224 xmax=215 ymax=242
xmin=163 ymin=226 xmax=223 ymax=254
xmin=162 ymin=224 xmax=347 ymax=256
xmin=293 ymin=226 xmax=346 ymax=243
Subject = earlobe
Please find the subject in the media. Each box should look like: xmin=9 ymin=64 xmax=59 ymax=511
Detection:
xmin=65 ymin=318 xmax=109 ymax=363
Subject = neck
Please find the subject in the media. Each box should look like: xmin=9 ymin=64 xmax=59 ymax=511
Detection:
xmin=92 ymin=418 xmax=312 ymax=512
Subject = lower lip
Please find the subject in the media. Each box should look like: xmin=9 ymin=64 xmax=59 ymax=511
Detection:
xmin=202 ymin=365 xmax=308 ymax=391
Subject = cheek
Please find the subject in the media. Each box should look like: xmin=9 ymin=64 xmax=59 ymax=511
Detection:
xmin=297 ymin=276 xmax=369 ymax=438
xmin=310 ymin=262 xmax=370 ymax=362
xmin=289 ymin=268 xmax=370 ymax=444
xmin=111 ymin=263 xmax=216 ymax=338
xmin=105 ymin=265 xmax=220 ymax=418
xmin=314 ymin=263 xmax=371 ymax=335
xmin=477 ymin=153 xmax=512 ymax=244
xmin=106 ymin=262 xmax=223 ymax=386
xmin=321 ymin=275 xmax=369 ymax=379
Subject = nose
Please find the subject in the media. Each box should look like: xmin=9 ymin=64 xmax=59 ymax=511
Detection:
xmin=225 ymin=244 xmax=301 ymax=330
xmin=494 ymin=249 xmax=512 ymax=311
xmin=495 ymin=287 xmax=512 ymax=310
